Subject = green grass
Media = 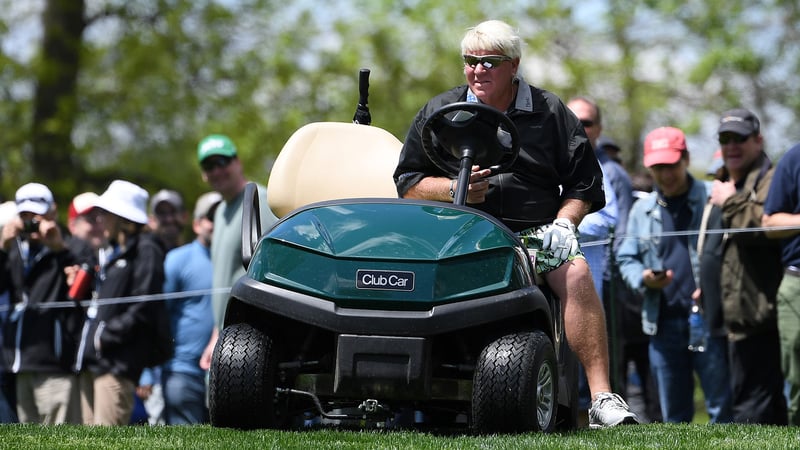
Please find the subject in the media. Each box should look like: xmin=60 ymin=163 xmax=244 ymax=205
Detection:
xmin=1 ymin=424 xmax=799 ymax=449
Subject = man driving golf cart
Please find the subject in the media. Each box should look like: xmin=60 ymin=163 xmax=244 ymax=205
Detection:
xmin=394 ymin=19 xmax=638 ymax=429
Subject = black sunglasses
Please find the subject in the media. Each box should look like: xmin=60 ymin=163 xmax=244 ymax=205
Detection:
xmin=580 ymin=119 xmax=596 ymax=128
xmin=718 ymin=134 xmax=750 ymax=145
xmin=463 ymin=54 xmax=511 ymax=70
xmin=201 ymin=156 xmax=233 ymax=172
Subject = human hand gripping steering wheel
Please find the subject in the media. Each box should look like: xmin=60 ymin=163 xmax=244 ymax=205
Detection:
xmin=421 ymin=102 xmax=519 ymax=206
xmin=454 ymin=165 xmax=492 ymax=204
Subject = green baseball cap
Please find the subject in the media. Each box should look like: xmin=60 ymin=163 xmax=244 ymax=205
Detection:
xmin=197 ymin=134 xmax=237 ymax=164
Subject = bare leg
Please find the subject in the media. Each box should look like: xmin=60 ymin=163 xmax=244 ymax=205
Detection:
xmin=544 ymin=257 xmax=611 ymax=400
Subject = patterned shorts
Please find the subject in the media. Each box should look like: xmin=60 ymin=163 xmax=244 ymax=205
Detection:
xmin=519 ymin=224 xmax=586 ymax=275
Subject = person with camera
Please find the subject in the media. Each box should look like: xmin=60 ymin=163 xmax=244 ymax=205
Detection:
xmin=0 ymin=183 xmax=92 ymax=424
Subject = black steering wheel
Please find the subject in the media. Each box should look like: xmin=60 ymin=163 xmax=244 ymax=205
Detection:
xmin=421 ymin=102 xmax=520 ymax=205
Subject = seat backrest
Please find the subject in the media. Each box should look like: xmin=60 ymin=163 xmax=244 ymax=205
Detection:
xmin=267 ymin=122 xmax=403 ymax=218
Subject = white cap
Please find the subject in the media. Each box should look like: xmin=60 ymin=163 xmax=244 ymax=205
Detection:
xmin=95 ymin=180 xmax=149 ymax=224
xmin=15 ymin=182 xmax=54 ymax=215
xmin=0 ymin=201 xmax=17 ymax=227
xmin=193 ymin=191 xmax=223 ymax=219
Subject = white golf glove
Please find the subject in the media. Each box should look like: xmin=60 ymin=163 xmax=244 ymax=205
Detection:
xmin=539 ymin=218 xmax=579 ymax=261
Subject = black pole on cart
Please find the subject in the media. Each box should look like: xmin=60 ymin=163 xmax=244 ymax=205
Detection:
xmin=352 ymin=68 xmax=371 ymax=126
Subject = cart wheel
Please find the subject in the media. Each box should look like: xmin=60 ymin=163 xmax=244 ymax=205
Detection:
xmin=472 ymin=331 xmax=558 ymax=433
xmin=209 ymin=322 xmax=278 ymax=429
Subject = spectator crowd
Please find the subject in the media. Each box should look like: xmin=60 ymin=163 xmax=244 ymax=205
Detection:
xmin=0 ymin=133 xmax=278 ymax=425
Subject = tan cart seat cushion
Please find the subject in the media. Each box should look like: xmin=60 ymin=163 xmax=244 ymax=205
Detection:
xmin=267 ymin=122 xmax=403 ymax=218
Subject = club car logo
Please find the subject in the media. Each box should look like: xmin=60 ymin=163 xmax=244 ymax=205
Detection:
xmin=356 ymin=269 xmax=415 ymax=291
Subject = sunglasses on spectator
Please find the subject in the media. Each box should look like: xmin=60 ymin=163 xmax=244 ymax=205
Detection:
xmin=463 ymin=55 xmax=511 ymax=70
xmin=580 ymin=119 xmax=596 ymax=128
xmin=201 ymin=156 xmax=234 ymax=172
xmin=718 ymin=134 xmax=750 ymax=145
xmin=79 ymin=210 xmax=103 ymax=223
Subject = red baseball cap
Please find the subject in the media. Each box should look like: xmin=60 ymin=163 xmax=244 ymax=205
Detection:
xmin=68 ymin=192 xmax=99 ymax=221
xmin=643 ymin=127 xmax=687 ymax=168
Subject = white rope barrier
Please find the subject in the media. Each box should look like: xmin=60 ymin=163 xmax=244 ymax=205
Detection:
xmin=0 ymin=288 xmax=232 ymax=313
xmin=1 ymin=224 xmax=798 ymax=313
xmin=580 ymin=223 xmax=800 ymax=248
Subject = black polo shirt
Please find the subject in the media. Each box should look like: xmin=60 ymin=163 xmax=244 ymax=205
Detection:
xmin=394 ymin=80 xmax=605 ymax=232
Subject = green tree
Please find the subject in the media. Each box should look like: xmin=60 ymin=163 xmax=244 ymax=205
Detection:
xmin=32 ymin=0 xmax=85 ymax=198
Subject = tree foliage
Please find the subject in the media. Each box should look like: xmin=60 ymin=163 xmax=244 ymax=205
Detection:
xmin=1 ymin=0 xmax=799 ymax=206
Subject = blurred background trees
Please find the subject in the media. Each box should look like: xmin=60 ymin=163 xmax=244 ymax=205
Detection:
xmin=1 ymin=0 xmax=799 ymax=208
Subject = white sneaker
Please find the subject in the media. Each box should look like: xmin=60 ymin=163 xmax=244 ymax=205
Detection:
xmin=588 ymin=392 xmax=639 ymax=428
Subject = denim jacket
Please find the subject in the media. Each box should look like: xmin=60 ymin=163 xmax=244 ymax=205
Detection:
xmin=615 ymin=175 xmax=707 ymax=335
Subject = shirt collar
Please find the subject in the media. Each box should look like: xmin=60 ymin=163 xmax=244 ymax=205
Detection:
xmin=513 ymin=76 xmax=533 ymax=112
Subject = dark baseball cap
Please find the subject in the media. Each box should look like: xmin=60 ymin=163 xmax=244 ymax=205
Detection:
xmin=149 ymin=189 xmax=184 ymax=214
xmin=718 ymin=108 xmax=760 ymax=136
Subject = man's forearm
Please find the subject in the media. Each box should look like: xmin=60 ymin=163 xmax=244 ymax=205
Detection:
xmin=557 ymin=198 xmax=591 ymax=226
xmin=403 ymin=176 xmax=453 ymax=202
xmin=762 ymin=212 xmax=800 ymax=239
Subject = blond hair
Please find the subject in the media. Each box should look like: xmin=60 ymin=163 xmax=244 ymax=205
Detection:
xmin=460 ymin=20 xmax=522 ymax=60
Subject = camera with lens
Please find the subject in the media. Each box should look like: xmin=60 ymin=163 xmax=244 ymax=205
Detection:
xmin=22 ymin=218 xmax=40 ymax=234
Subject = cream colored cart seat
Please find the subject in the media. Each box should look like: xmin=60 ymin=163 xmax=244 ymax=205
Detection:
xmin=267 ymin=122 xmax=403 ymax=218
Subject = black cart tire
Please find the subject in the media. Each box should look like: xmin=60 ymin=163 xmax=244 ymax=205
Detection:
xmin=209 ymin=323 xmax=277 ymax=429
xmin=472 ymin=331 xmax=558 ymax=433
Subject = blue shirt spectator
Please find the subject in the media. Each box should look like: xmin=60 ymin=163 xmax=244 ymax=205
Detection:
xmin=159 ymin=191 xmax=221 ymax=425
xmin=596 ymin=136 xmax=634 ymax=249
xmin=163 ymin=239 xmax=215 ymax=376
